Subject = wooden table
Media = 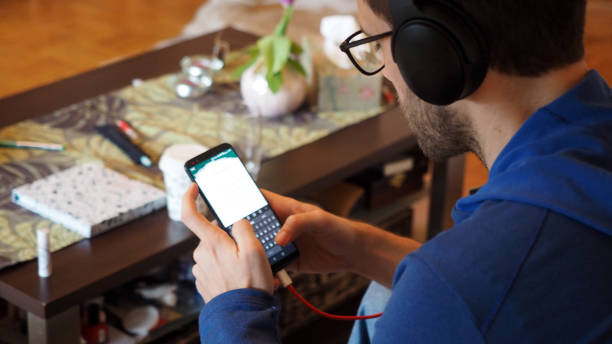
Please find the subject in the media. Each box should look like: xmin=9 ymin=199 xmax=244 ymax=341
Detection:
xmin=0 ymin=28 xmax=464 ymax=344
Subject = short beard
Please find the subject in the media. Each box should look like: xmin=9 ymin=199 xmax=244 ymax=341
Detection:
xmin=399 ymin=90 xmax=482 ymax=162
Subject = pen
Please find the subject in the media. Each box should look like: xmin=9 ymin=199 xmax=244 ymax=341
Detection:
xmin=115 ymin=119 xmax=140 ymax=141
xmin=0 ymin=140 xmax=65 ymax=151
xmin=96 ymin=125 xmax=152 ymax=167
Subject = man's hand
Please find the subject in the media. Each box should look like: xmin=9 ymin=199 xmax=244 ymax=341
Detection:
xmin=264 ymin=189 xmax=362 ymax=274
xmin=265 ymin=189 xmax=421 ymax=287
xmin=182 ymin=183 xmax=274 ymax=302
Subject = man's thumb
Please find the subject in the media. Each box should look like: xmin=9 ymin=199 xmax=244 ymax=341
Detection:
xmin=232 ymin=219 xmax=263 ymax=252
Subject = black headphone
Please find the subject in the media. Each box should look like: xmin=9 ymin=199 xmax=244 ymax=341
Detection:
xmin=388 ymin=0 xmax=489 ymax=105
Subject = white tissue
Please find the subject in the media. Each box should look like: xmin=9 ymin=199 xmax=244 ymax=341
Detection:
xmin=320 ymin=15 xmax=360 ymax=69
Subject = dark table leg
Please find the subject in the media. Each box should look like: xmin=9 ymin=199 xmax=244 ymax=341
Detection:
xmin=27 ymin=306 xmax=80 ymax=344
xmin=427 ymin=154 xmax=466 ymax=239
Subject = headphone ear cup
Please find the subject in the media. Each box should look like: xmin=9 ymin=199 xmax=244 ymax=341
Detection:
xmin=393 ymin=20 xmax=466 ymax=106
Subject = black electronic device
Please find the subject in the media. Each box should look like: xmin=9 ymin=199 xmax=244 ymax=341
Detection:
xmin=387 ymin=0 xmax=488 ymax=105
xmin=184 ymin=143 xmax=298 ymax=273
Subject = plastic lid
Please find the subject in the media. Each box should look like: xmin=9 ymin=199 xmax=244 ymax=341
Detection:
xmin=158 ymin=144 xmax=207 ymax=172
xmin=123 ymin=306 xmax=159 ymax=337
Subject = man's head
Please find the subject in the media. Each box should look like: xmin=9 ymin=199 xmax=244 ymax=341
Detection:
xmin=356 ymin=0 xmax=587 ymax=161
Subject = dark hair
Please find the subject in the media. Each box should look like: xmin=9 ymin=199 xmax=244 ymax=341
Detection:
xmin=366 ymin=0 xmax=586 ymax=76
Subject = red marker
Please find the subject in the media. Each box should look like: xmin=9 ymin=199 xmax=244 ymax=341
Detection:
xmin=115 ymin=119 xmax=139 ymax=141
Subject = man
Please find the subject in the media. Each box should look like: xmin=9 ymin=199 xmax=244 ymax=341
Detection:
xmin=182 ymin=0 xmax=612 ymax=342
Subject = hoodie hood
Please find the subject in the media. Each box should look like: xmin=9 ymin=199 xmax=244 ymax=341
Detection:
xmin=453 ymin=70 xmax=612 ymax=237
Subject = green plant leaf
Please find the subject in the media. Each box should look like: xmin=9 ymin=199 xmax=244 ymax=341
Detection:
xmin=286 ymin=58 xmax=306 ymax=77
xmin=274 ymin=4 xmax=294 ymax=36
xmin=257 ymin=35 xmax=275 ymax=75
xmin=266 ymin=71 xmax=283 ymax=93
xmin=246 ymin=44 xmax=259 ymax=57
xmin=290 ymin=41 xmax=303 ymax=55
xmin=272 ymin=36 xmax=291 ymax=74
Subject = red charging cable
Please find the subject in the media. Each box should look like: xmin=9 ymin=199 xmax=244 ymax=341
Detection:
xmin=278 ymin=270 xmax=383 ymax=321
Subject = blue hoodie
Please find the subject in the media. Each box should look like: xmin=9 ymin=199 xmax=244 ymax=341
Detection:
xmin=199 ymin=70 xmax=612 ymax=343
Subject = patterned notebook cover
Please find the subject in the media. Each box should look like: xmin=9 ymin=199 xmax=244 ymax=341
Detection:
xmin=11 ymin=163 xmax=166 ymax=238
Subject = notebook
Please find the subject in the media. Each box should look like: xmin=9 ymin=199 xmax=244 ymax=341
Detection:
xmin=12 ymin=163 xmax=166 ymax=238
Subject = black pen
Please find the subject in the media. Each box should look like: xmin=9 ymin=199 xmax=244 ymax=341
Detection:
xmin=96 ymin=124 xmax=152 ymax=167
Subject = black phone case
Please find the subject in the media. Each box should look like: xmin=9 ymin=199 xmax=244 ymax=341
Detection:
xmin=183 ymin=143 xmax=298 ymax=273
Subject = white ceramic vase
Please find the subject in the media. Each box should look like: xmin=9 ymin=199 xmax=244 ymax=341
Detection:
xmin=240 ymin=60 xmax=308 ymax=118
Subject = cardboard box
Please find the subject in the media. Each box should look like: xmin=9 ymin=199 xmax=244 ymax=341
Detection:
xmin=306 ymin=37 xmax=383 ymax=112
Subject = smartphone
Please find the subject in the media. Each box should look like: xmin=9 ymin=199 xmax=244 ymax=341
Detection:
xmin=184 ymin=143 xmax=298 ymax=273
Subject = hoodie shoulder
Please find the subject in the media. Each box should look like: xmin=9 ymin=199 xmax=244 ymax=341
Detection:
xmin=404 ymin=200 xmax=612 ymax=342
xmin=455 ymin=70 xmax=612 ymax=237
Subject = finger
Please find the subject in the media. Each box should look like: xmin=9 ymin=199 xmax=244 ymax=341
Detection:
xmin=181 ymin=184 xmax=208 ymax=237
xmin=273 ymin=277 xmax=281 ymax=291
xmin=261 ymin=189 xmax=312 ymax=222
xmin=195 ymin=279 xmax=207 ymax=300
xmin=192 ymin=242 xmax=204 ymax=263
xmin=182 ymin=184 xmax=226 ymax=243
xmin=191 ymin=263 xmax=201 ymax=280
xmin=232 ymin=219 xmax=264 ymax=253
xmin=275 ymin=210 xmax=320 ymax=246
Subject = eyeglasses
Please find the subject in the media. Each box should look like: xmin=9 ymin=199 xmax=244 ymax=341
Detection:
xmin=340 ymin=30 xmax=393 ymax=75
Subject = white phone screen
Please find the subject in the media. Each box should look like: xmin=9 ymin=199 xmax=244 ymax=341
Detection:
xmin=189 ymin=148 xmax=267 ymax=228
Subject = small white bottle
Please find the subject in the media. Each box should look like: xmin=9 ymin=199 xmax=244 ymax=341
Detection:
xmin=37 ymin=228 xmax=52 ymax=278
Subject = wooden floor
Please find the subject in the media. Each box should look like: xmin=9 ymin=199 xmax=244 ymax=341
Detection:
xmin=1 ymin=0 xmax=611 ymax=194
xmin=0 ymin=0 xmax=204 ymax=98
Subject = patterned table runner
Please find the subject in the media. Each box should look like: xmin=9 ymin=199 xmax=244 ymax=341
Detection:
xmin=0 ymin=69 xmax=387 ymax=270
